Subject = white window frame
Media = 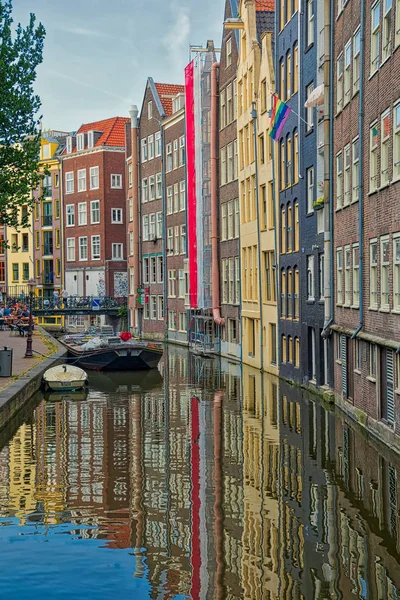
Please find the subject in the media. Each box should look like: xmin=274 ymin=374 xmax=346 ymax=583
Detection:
xmin=307 ymin=0 xmax=314 ymax=46
xmin=91 ymin=235 xmax=101 ymax=260
xmin=66 ymin=136 xmax=72 ymax=154
xmin=111 ymin=174 xmax=122 ymax=189
xmin=148 ymin=134 xmax=154 ymax=160
xmin=78 ymin=202 xmax=87 ymax=226
xmin=381 ymin=109 xmax=391 ymax=186
xmin=90 ymin=166 xmax=99 ymax=190
xmin=370 ymin=239 xmax=378 ymax=308
xmin=66 ymin=238 xmax=75 ymax=262
xmin=90 ymin=200 xmax=100 ymax=224
xmin=66 ymin=204 xmax=75 ymax=227
xmin=155 ymin=131 xmax=161 ymax=157
xmin=111 ymin=208 xmax=123 ymax=224
xmin=79 ymin=236 xmax=88 ymax=261
xmin=306 ymin=83 xmax=314 ymax=131
xmin=158 ymin=296 xmax=164 ymax=320
xmin=352 ymin=137 xmax=360 ymax=202
xmin=336 ymin=53 xmax=344 ymax=112
xmin=76 ymin=133 xmax=84 ymax=151
xmin=77 ymin=168 xmax=86 ymax=192
xmin=149 ymin=175 xmax=155 ymax=201
xmin=112 ymin=243 xmax=123 ymax=260
xmin=382 ymin=0 xmax=392 ymax=61
xmin=156 ymin=212 xmax=162 ymax=238
xmin=344 ymin=245 xmax=351 ymax=306
xmin=352 ymin=243 xmax=360 ymax=307
xmin=370 ymin=122 xmax=379 ymax=191
xmin=306 ymin=166 xmax=314 ymax=213
xmin=179 ymin=136 xmax=185 ymax=166
xmin=141 ymin=138 xmax=147 ymax=162
xmin=226 ymin=37 xmax=232 ymax=67
xmin=142 ymin=215 xmax=149 ymax=241
xmin=393 ymin=234 xmax=400 ymax=311
xmin=337 ymin=248 xmax=343 ymax=304
xmin=344 ymin=40 xmax=351 ymax=106
xmin=353 ymin=28 xmax=361 ymax=95
xmin=344 ymin=144 xmax=351 ymax=206
xmin=88 ymin=131 xmax=94 ymax=149
xmin=148 ymin=101 xmax=153 ymax=120
xmin=66 ymin=172 xmax=74 ymax=194
xmin=336 ymin=152 xmax=343 ymax=209
xmin=393 ymin=103 xmax=400 ymax=181
xmin=380 ymin=236 xmax=390 ymax=310
xmin=307 ymin=255 xmax=315 ymax=300
xmin=371 ymin=1 xmax=381 ymax=74
xmin=179 ymin=180 xmax=186 ymax=211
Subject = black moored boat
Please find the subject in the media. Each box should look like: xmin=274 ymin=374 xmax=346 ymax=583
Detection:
xmin=59 ymin=334 xmax=163 ymax=371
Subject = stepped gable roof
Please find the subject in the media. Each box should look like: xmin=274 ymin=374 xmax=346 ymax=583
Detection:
xmin=154 ymin=83 xmax=185 ymax=117
xmin=76 ymin=116 xmax=130 ymax=148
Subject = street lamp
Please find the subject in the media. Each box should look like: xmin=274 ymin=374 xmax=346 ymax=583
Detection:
xmin=25 ymin=279 xmax=35 ymax=358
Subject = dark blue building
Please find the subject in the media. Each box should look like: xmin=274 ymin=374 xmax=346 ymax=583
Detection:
xmin=276 ymin=0 xmax=326 ymax=387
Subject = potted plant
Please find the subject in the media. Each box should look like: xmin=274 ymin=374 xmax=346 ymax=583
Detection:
xmin=313 ymin=196 xmax=324 ymax=210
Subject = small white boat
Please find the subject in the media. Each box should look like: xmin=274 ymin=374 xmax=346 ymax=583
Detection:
xmin=43 ymin=364 xmax=88 ymax=391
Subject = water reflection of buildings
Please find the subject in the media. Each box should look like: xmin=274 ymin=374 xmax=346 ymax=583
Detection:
xmin=1 ymin=350 xmax=400 ymax=599
xmin=242 ymin=366 xmax=280 ymax=600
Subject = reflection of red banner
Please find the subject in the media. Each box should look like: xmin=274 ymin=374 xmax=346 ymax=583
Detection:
xmin=190 ymin=395 xmax=200 ymax=600
xmin=185 ymin=60 xmax=198 ymax=308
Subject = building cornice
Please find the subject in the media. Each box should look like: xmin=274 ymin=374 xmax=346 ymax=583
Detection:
xmin=61 ymin=146 xmax=126 ymax=161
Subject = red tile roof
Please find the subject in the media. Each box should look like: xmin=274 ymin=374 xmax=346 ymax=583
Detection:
xmin=154 ymin=83 xmax=185 ymax=116
xmin=77 ymin=116 xmax=130 ymax=148
xmin=255 ymin=0 xmax=274 ymax=10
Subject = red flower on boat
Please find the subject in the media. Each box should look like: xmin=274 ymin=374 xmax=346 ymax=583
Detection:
xmin=119 ymin=331 xmax=132 ymax=342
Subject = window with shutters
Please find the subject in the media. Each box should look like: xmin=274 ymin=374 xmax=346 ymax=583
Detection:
xmin=370 ymin=240 xmax=378 ymax=308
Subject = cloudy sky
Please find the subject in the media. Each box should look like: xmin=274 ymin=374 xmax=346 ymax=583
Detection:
xmin=13 ymin=0 xmax=224 ymax=132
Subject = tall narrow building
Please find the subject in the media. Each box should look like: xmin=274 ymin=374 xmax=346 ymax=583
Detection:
xmin=218 ymin=0 xmax=241 ymax=362
xmin=137 ymin=80 xmax=184 ymax=340
xmin=236 ymin=0 xmax=275 ymax=370
xmin=276 ymin=0 xmax=326 ymax=386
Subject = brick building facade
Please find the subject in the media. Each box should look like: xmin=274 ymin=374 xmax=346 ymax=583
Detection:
xmin=218 ymin=0 xmax=241 ymax=361
xmin=62 ymin=116 xmax=129 ymax=327
xmin=137 ymin=80 xmax=184 ymax=340
xmin=333 ymin=0 xmax=400 ymax=450
xmin=163 ymin=97 xmax=188 ymax=345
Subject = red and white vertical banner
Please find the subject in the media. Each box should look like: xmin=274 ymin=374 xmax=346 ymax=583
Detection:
xmin=185 ymin=57 xmax=204 ymax=309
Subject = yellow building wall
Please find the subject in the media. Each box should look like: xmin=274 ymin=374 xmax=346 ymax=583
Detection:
xmin=237 ymin=1 xmax=278 ymax=373
xmin=6 ymin=206 xmax=34 ymax=296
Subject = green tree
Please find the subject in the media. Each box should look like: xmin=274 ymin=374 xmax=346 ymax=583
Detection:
xmin=0 ymin=0 xmax=46 ymax=229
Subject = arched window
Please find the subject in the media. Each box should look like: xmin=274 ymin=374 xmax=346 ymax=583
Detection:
xmin=281 ymin=206 xmax=286 ymax=254
xmin=281 ymin=269 xmax=286 ymax=318
xmin=287 ymin=268 xmax=293 ymax=318
xmin=287 ymin=203 xmax=293 ymax=252
xmin=281 ymin=335 xmax=287 ymax=363
xmin=294 ymin=337 xmax=300 ymax=367
xmin=293 ymin=44 xmax=299 ymax=94
xmin=294 ymin=267 xmax=299 ymax=319
xmin=280 ymin=139 xmax=286 ymax=189
xmin=286 ymin=51 xmax=292 ymax=98
xmin=286 ymin=134 xmax=292 ymax=186
xmin=294 ymin=201 xmax=299 ymax=251
xmin=294 ymin=129 xmax=299 ymax=183
xmin=288 ymin=335 xmax=293 ymax=362
xmin=280 ymin=59 xmax=285 ymax=100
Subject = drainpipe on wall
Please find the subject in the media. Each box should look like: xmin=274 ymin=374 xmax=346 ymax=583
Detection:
xmin=129 ymin=105 xmax=140 ymax=335
xmin=211 ymin=62 xmax=225 ymax=327
xmin=351 ymin=0 xmax=365 ymax=340
xmin=252 ymin=102 xmax=264 ymax=373
xmin=322 ymin=0 xmax=334 ymax=342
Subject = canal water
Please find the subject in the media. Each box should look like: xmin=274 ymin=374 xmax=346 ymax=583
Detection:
xmin=0 ymin=346 xmax=399 ymax=599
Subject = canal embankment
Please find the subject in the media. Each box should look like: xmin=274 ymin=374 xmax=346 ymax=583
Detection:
xmin=0 ymin=327 xmax=67 ymax=431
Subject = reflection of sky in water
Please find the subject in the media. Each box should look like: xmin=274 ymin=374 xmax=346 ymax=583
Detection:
xmin=0 ymin=520 xmax=152 ymax=600
xmin=0 ymin=352 xmax=399 ymax=600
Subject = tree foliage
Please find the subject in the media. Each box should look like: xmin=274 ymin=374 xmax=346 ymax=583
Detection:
xmin=0 ymin=0 xmax=46 ymax=228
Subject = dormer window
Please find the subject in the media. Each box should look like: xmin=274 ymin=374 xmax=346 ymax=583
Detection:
xmin=88 ymin=131 xmax=94 ymax=149
xmin=173 ymin=93 xmax=185 ymax=114
xmin=148 ymin=101 xmax=153 ymax=120
xmin=77 ymin=134 xmax=84 ymax=151
xmin=42 ymin=144 xmax=50 ymax=159
xmin=66 ymin=136 xmax=72 ymax=154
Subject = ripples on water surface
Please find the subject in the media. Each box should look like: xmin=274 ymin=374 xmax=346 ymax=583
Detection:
xmin=0 ymin=346 xmax=399 ymax=599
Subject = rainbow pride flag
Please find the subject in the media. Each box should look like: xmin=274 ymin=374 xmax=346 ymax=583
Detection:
xmin=269 ymin=94 xmax=291 ymax=141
